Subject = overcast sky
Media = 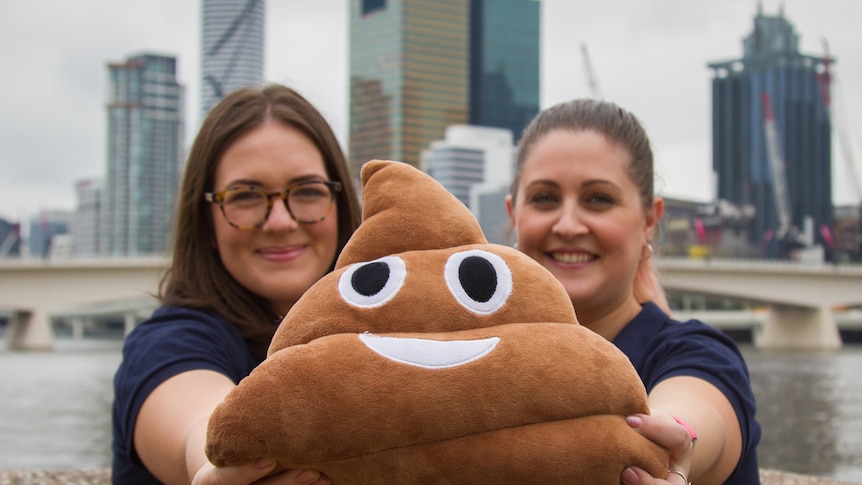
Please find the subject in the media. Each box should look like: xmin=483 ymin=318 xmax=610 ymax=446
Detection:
xmin=2 ymin=0 xmax=861 ymax=224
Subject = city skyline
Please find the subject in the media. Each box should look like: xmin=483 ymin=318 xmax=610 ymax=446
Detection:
xmin=2 ymin=0 xmax=862 ymax=225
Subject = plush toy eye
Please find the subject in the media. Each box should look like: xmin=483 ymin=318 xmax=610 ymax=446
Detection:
xmin=338 ymin=256 xmax=407 ymax=308
xmin=444 ymin=249 xmax=512 ymax=315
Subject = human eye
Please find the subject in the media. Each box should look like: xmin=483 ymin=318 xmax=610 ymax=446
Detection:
xmin=584 ymin=192 xmax=615 ymax=208
xmin=528 ymin=191 xmax=560 ymax=209
xmin=224 ymin=187 xmax=265 ymax=205
xmin=291 ymin=182 xmax=329 ymax=200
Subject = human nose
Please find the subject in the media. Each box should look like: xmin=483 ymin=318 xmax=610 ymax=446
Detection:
xmin=262 ymin=194 xmax=299 ymax=230
xmin=551 ymin=200 xmax=588 ymax=238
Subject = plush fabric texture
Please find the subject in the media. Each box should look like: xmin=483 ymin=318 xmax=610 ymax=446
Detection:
xmin=206 ymin=160 xmax=668 ymax=483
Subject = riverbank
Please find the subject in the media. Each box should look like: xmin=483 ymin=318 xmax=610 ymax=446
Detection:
xmin=3 ymin=339 xmax=860 ymax=481
xmin=0 ymin=468 xmax=858 ymax=484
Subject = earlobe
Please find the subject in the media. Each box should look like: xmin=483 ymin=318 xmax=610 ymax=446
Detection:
xmin=640 ymin=239 xmax=653 ymax=260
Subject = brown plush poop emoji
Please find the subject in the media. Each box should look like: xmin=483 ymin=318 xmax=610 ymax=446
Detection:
xmin=205 ymin=160 xmax=668 ymax=484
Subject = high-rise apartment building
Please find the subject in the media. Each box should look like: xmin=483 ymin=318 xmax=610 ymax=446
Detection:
xmin=421 ymin=125 xmax=514 ymax=243
xmin=201 ymin=0 xmax=266 ymax=118
xmin=421 ymin=125 xmax=513 ymax=207
xmin=708 ymin=6 xmax=832 ymax=258
xmin=349 ymin=0 xmax=539 ymax=177
xmin=72 ymin=178 xmax=102 ymax=257
xmin=104 ymin=53 xmax=185 ymax=256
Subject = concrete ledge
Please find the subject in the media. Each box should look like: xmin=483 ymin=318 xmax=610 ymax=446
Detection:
xmin=0 ymin=468 xmax=110 ymax=484
xmin=760 ymin=469 xmax=860 ymax=485
xmin=0 ymin=468 xmax=857 ymax=484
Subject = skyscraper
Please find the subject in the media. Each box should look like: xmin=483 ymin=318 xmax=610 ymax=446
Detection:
xmin=349 ymin=0 xmax=539 ymax=177
xmin=201 ymin=0 xmax=266 ymax=118
xmin=469 ymin=0 xmax=540 ymax=141
xmin=421 ymin=124 xmax=513 ymax=208
xmin=708 ymin=5 xmax=832 ymax=258
xmin=421 ymin=125 xmax=515 ymax=244
xmin=72 ymin=178 xmax=102 ymax=257
xmin=104 ymin=53 xmax=185 ymax=256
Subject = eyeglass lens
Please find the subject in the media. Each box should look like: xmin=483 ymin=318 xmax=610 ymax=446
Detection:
xmin=221 ymin=182 xmax=335 ymax=227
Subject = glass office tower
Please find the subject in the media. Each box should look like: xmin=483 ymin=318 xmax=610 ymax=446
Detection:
xmin=349 ymin=0 xmax=539 ymax=178
xmin=708 ymin=6 xmax=832 ymax=258
xmin=104 ymin=54 xmax=185 ymax=256
xmin=349 ymin=0 xmax=470 ymax=177
xmin=201 ymin=0 xmax=265 ymax=118
xmin=469 ymin=0 xmax=540 ymax=142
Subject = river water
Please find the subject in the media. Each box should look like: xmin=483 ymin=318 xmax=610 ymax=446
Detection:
xmin=1 ymin=335 xmax=861 ymax=482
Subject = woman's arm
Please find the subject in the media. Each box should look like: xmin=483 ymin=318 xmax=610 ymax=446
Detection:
xmin=135 ymin=369 xmax=236 ymax=484
xmin=134 ymin=369 xmax=333 ymax=485
xmin=649 ymin=375 xmax=743 ymax=484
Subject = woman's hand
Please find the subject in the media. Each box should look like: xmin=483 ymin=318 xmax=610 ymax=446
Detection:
xmin=621 ymin=412 xmax=696 ymax=485
xmin=191 ymin=459 xmax=332 ymax=485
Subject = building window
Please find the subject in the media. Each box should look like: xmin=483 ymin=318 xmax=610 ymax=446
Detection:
xmin=362 ymin=0 xmax=386 ymax=16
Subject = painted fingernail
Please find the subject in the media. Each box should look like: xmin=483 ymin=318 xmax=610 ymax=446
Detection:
xmin=254 ymin=458 xmax=275 ymax=469
xmin=626 ymin=415 xmax=643 ymax=428
xmin=622 ymin=467 xmax=641 ymax=484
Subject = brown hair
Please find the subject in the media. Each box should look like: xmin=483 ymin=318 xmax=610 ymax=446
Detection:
xmin=511 ymin=98 xmax=669 ymax=311
xmin=159 ymin=84 xmax=361 ymax=359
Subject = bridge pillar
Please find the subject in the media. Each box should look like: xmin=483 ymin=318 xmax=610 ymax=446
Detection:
xmin=124 ymin=312 xmax=137 ymax=336
xmin=5 ymin=309 xmax=55 ymax=351
xmin=69 ymin=317 xmax=85 ymax=340
xmin=756 ymin=304 xmax=842 ymax=350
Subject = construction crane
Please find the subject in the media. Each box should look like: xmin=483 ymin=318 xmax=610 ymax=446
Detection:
xmin=816 ymin=38 xmax=862 ymax=259
xmin=818 ymin=38 xmax=862 ymax=202
xmin=761 ymin=91 xmax=794 ymax=241
xmin=580 ymin=44 xmax=602 ymax=99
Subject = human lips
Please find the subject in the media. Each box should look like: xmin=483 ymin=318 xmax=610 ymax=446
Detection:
xmin=257 ymin=245 xmax=306 ymax=262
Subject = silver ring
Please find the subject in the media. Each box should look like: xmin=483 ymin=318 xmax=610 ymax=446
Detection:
xmin=667 ymin=469 xmax=690 ymax=484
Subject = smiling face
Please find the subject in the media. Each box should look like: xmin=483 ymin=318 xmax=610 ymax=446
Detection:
xmin=211 ymin=119 xmax=339 ymax=316
xmin=507 ymin=129 xmax=658 ymax=327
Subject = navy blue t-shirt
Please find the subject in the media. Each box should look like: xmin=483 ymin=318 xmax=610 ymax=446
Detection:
xmin=614 ymin=302 xmax=761 ymax=484
xmin=111 ymin=306 xmax=260 ymax=484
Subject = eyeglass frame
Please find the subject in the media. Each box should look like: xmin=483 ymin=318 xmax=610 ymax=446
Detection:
xmin=205 ymin=180 xmax=342 ymax=230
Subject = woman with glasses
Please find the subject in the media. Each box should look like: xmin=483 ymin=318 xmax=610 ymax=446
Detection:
xmin=112 ymin=84 xmax=360 ymax=485
xmin=506 ymin=99 xmax=760 ymax=484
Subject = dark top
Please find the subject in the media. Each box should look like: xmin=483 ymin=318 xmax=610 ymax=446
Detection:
xmin=111 ymin=306 xmax=259 ymax=484
xmin=614 ymin=302 xmax=761 ymax=484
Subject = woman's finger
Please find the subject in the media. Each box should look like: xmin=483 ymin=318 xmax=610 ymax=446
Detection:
xmin=623 ymin=413 xmax=695 ymax=484
xmin=191 ymin=458 xmax=277 ymax=485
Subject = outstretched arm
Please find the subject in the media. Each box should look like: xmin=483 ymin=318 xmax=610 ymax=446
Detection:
xmin=647 ymin=375 xmax=742 ymax=484
xmin=135 ymin=369 xmax=330 ymax=485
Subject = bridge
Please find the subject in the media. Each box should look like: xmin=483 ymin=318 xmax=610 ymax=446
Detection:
xmin=0 ymin=257 xmax=166 ymax=350
xmin=2 ymin=256 xmax=862 ymax=350
xmin=657 ymin=258 xmax=862 ymax=349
